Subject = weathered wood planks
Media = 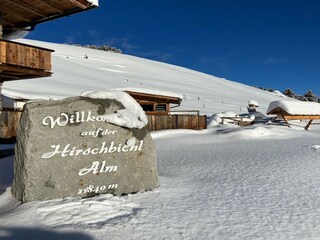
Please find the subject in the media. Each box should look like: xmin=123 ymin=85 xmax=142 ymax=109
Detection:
xmin=0 ymin=40 xmax=53 ymax=81
xmin=147 ymin=114 xmax=207 ymax=131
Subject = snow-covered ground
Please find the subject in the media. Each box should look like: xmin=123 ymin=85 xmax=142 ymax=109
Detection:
xmin=1 ymin=40 xmax=320 ymax=239
xmin=1 ymin=126 xmax=320 ymax=239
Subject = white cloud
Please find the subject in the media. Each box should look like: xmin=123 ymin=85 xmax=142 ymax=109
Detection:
xmin=263 ymin=57 xmax=286 ymax=66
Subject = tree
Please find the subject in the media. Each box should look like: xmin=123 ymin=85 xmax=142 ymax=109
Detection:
xmin=304 ymin=90 xmax=319 ymax=102
xmin=283 ymin=88 xmax=296 ymax=98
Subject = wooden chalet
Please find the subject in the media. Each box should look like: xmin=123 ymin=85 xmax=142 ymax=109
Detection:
xmin=123 ymin=90 xmax=207 ymax=131
xmin=0 ymin=0 xmax=99 ymax=139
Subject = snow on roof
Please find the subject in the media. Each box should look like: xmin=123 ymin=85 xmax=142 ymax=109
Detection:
xmin=82 ymin=90 xmax=148 ymax=129
xmin=111 ymin=88 xmax=184 ymax=100
xmin=248 ymin=100 xmax=259 ymax=107
xmin=267 ymin=100 xmax=320 ymax=115
xmin=87 ymin=0 xmax=99 ymax=6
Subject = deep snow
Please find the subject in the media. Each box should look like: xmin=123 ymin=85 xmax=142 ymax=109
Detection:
xmin=1 ymin=126 xmax=320 ymax=239
xmin=1 ymin=40 xmax=320 ymax=240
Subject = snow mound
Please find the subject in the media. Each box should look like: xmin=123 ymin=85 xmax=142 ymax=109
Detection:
xmin=82 ymin=90 xmax=148 ymax=129
xmin=311 ymin=145 xmax=320 ymax=151
xmin=36 ymin=194 xmax=139 ymax=228
xmin=267 ymin=100 xmax=320 ymax=115
xmin=213 ymin=125 xmax=300 ymax=140
xmin=248 ymin=99 xmax=259 ymax=106
xmin=151 ymin=129 xmax=203 ymax=139
xmin=208 ymin=112 xmax=239 ymax=127
xmin=208 ymin=112 xmax=255 ymax=128
xmin=272 ymin=90 xmax=287 ymax=98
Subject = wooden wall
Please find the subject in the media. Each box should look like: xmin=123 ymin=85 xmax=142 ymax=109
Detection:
xmin=0 ymin=111 xmax=21 ymax=139
xmin=147 ymin=114 xmax=207 ymax=131
xmin=0 ymin=40 xmax=52 ymax=70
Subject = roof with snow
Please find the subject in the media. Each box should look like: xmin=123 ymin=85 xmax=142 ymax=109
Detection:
xmin=267 ymin=100 xmax=320 ymax=115
xmin=1 ymin=0 xmax=98 ymax=39
xmin=112 ymin=88 xmax=184 ymax=104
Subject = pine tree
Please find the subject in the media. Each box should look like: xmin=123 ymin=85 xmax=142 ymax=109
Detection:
xmin=283 ymin=88 xmax=296 ymax=98
xmin=304 ymin=90 xmax=319 ymax=102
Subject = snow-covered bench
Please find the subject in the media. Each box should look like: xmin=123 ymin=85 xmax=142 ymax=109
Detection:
xmin=267 ymin=100 xmax=320 ymax=130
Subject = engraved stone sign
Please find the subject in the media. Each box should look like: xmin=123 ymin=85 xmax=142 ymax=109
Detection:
xmin=12 ymin=91 xmax=159 ymax=202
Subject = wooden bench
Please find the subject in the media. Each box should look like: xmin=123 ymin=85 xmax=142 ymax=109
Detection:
xmin=278 ymin=115 xmax=320 ymax=130
xmin=267 ymin=101 xmax=320 ymax=130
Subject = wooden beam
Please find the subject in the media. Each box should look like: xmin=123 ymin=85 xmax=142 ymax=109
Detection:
xmin=39 ymin=0 xmax=64 ymax=13
xmin=283 ymin=115 xmax=320 ymax=120
xmin=9 ymin=0 xmax=47 ymax=18
xmin=0 ymin=64 xmax=52 ymax=80
xmin=281 ymin=115 xmax=320 ymax=130
xmin=2 ymin=9 xmax=35 ymax=25
xmin=2 ymin=20 xmax=15 ymax=27
xmin=281 ymin=116 xmax=291 ymax=128
xmin=305 ymin=119 xmax=314 ymax=130
xmin=0 ymin=73 xmax=21 ymax=80
xmin=70 ymin=0 xmax=88 ymax=9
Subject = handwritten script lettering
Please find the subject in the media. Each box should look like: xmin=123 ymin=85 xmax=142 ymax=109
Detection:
xmin=41 ymin=140 xmax=144 ymax=159
xmin=78 ymin=161 xmax=117 ymax=176
xmin=80 ymin=128 xmax=117 ymax=138
xmin=78 ymin=184 xmax=118 ymax=195
xmin=42 ymin=111 xmax=111 ymax=129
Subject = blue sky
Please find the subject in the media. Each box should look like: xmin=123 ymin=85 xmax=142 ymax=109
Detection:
xmin=27 ymin=0 xmax=320 ymax=95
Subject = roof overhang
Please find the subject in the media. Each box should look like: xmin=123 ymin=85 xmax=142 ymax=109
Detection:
xmin=125 ymin=91 xmax=183 ymax=105
xmin=0 ymin=0 xmax=99 ymax=37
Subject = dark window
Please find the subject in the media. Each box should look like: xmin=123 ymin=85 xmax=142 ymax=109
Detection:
xmin=142 ymin=104 xmax=154 ymax=112
xmin=156 ymin=104 xmax=167 ymax=112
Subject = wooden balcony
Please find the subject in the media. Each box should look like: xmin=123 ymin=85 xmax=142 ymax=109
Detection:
xmin=0 ymin=40 xmax=54 ymax=82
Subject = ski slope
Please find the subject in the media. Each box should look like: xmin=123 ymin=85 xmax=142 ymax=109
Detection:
xmin=3 ymin=39 xmax=286 ymax=116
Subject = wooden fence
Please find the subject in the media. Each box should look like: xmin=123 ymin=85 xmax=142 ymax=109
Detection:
xmin=0 ymin=110 xmax=207 ymax=140
xmin=147 ymin=111 xmax=207 ymax=131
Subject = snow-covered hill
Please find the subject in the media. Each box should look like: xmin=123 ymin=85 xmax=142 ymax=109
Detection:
xmin=3 ymin=39 xmax=286 ymax=115
xmin=2 ymin=39 xmax=320 ymax=240
xmin=2 ymin=126 xmax=320 ymax=239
